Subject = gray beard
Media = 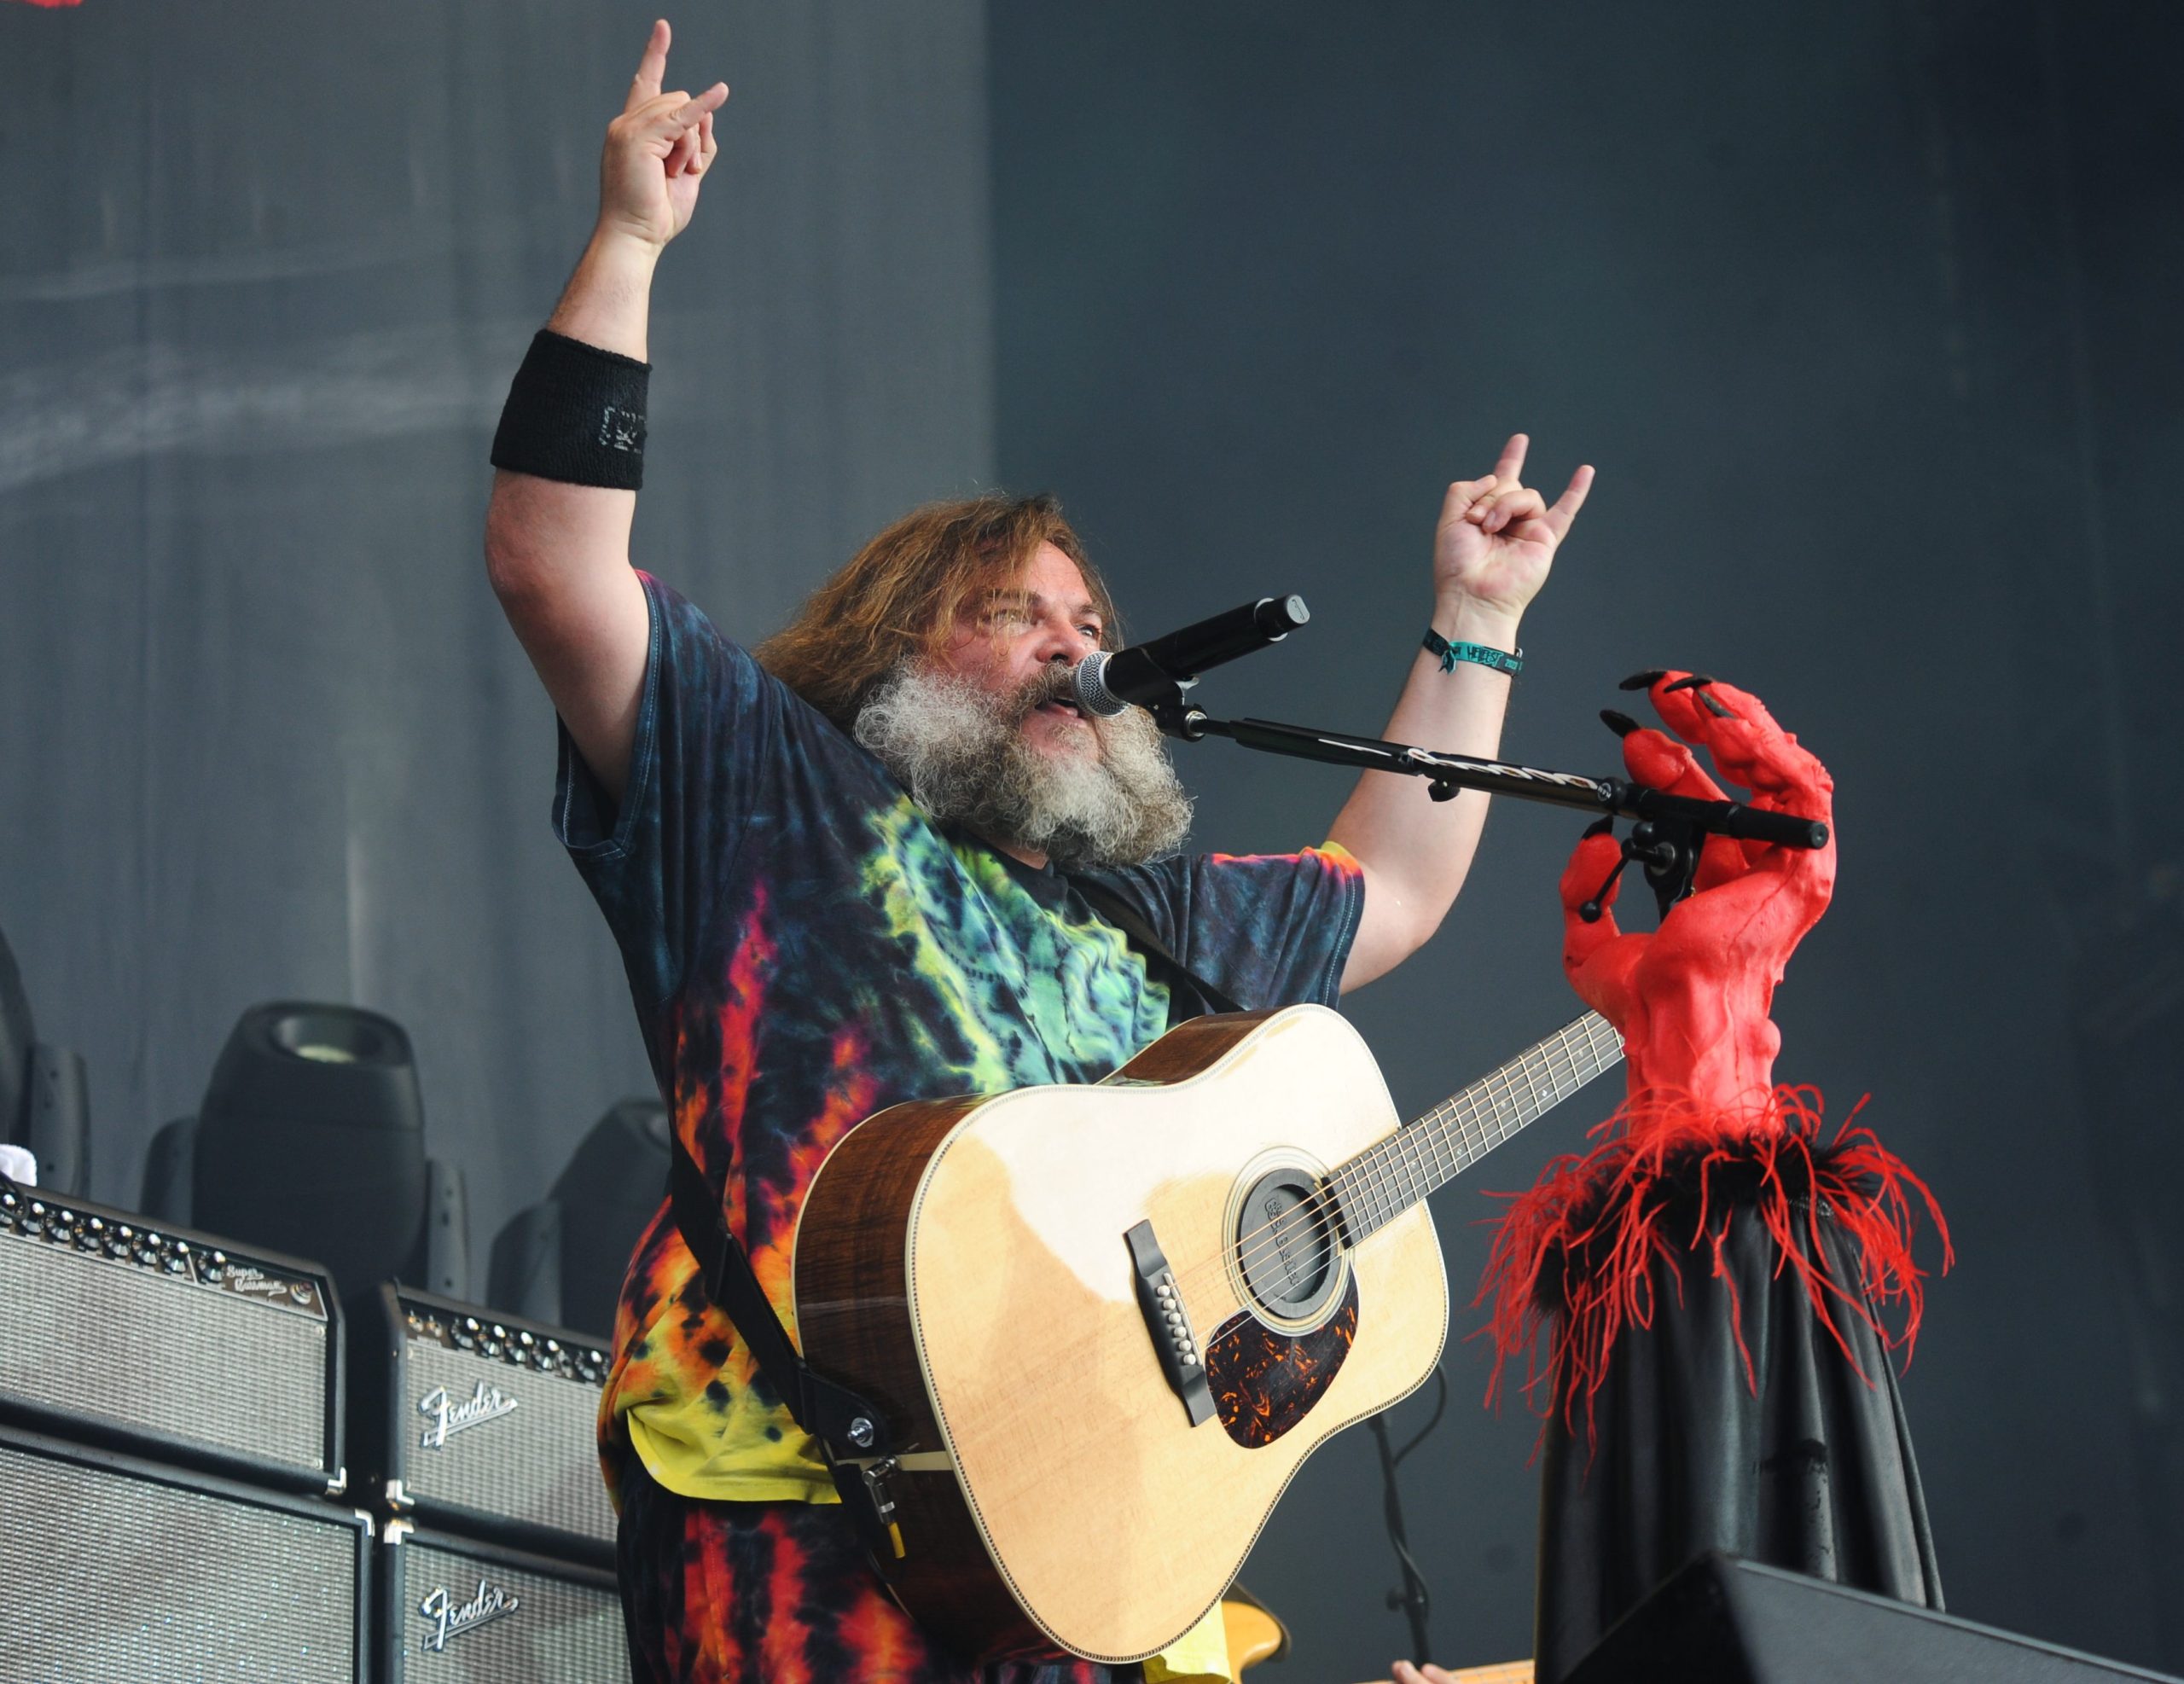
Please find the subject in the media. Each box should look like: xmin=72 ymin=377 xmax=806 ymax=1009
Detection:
xmin=852 ymin=663 xmax=1194 ymax=871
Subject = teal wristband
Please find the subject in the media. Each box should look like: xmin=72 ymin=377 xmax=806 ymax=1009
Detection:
xmin=1423 ymin=627 xmax=1523 ymax=676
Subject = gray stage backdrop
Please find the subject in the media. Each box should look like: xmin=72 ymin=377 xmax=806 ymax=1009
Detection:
xmin=0 ymin=3 xmax=993 ymax=1247
xmin=6 ymin=0 xmax=2182 ymax=1679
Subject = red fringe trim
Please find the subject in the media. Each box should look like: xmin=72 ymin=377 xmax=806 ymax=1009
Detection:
xmin=1475 ymin=1086 xmax=1951 ymax=1447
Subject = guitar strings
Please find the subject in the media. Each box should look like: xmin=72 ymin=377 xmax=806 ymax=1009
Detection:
xmin=1219 ymin=1014 xmax=1623 ymax=1295
xmin=1043 ymin=1023 xmax=1623 ymax=1382
xmin=1199 ymin=1024 xmax=1605 ymax=1296
xmin=1159 ymin=1018 xmax=1618 ymax=1309
xmin=1072 ymin=1025 xmax=1618 ymax=1376
xmin=1159 ymin=1018 xmax=1613 ymax=1303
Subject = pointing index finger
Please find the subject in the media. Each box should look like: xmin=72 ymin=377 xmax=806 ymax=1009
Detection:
xmin=628 ymin=18 xmax=670 ymax=112
xmin=1492 ymin=432 xmax=1530 ymax=484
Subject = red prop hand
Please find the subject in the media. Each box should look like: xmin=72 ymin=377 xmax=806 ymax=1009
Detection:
xmin=1560 ymin=674 xmax=1835 ymax=1112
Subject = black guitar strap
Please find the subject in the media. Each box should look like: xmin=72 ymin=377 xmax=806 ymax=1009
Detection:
xmin=665 ymin=1136 xmax=904 ymax=1559
xmin=666 ymin=1142 xmax=891 ymax=1442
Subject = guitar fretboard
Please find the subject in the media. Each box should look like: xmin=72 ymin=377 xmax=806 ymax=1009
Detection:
xmin=1325 ymin=1013 xmax=1623 ymax=1246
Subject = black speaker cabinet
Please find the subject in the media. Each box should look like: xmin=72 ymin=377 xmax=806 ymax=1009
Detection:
xmin=0 ymin=1179 xmax=345 ymax=1492
xmin=354 ymin=1284 xmax=614 ymax=1562
xmin=379 ymin=1521 xmax=630 ymax=1682
xmin=0 ymin=1421 xmax=372 ymax=1681
xmin=1566 ymin=1553 xmax=2181 ymax=1684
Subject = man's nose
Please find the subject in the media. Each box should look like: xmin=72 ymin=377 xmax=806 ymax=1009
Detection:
xmin=1037 ymin=619 xmax=1097 ymax=665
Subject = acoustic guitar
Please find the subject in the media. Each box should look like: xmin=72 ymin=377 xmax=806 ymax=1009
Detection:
xmin=793 ymin=1004 xmax=1623 ymax=1663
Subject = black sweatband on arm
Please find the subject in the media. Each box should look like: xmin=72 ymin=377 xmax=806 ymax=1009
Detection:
xmin=490 ymin=328 xmax=650 ymax=491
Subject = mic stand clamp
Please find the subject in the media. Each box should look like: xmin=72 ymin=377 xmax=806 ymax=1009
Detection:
xmin=1574 ymin=811 xmax=1708 ymax=923
xmin=1147 ymin=694 xmax=1211 ymax=741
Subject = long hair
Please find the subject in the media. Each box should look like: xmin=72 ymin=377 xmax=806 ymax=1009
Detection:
xmin=755 ymin=493 xmax=1118 ymax=730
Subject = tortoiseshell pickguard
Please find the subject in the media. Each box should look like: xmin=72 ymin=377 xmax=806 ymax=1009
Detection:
xmin=1205 ymin=1276 xmax=1359 ymax=1448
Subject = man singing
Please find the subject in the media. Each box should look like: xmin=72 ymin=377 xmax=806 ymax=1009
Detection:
xmin=484 ymin=20 xmax=1589 ymax=1682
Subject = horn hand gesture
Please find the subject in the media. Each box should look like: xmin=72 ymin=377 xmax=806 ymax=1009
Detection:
xmin=599 ymin=19 xmax=729 ymax=252
xmin=1434 ymin=433 xmax=1594 ymax=620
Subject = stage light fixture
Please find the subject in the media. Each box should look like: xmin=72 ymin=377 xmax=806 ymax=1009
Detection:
xmin=488 ymin=1095 xmax=671 ymax=1337
xmin=172 ymin=1002 xmax=467 ymax=1306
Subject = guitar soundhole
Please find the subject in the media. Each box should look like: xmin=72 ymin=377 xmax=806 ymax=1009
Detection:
xmin=1205 ymin=1277 xmax=1359 ymax=1448
xmin=1233 ymin=1167 xmax=1343 ymax=1324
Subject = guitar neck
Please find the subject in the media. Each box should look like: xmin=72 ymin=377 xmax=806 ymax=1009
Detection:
xmin=1326 ymin=1012 xmax=1623 ymax=1246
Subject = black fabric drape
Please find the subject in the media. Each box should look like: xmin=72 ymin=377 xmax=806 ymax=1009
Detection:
xmin=1534 ymin=1205 xmax=1943 ymax=1682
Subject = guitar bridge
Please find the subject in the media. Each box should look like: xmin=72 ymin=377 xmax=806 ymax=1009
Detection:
xmin=1124 ymin=1220 xmax=1215 ymax=1426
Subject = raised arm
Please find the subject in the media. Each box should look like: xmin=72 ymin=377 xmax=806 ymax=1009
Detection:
xmin=483 ymin=20 xmax=728 ymax=799
xmin=1330 ymin=434 xmax=1593 ymax=991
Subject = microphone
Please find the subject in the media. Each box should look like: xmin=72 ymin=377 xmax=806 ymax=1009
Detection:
xmin=1072 ymin=595 xmax=1310 ymax=717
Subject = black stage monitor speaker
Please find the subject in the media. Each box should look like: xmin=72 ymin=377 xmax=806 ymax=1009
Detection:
xmin=1565 ymin=1553 xmax=2181 ymax=1684
xmin=380 ymin=1521 xmax=630 ymax=1682
xmin=1 ymin=1422 xmax=372 ymax=1681
xmin=0 ymin=1177 xmax=345 ymax=1492
xmin=355 ymin=1284 xmax=614 ymax=1562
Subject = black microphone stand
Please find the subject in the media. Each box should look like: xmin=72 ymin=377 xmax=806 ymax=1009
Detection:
xmin=1118 ymin=642 xmax=1826 ymax=1664
xmin=1144 ymin=696 xmax=1829 ymax=918
xmin=1368 ymin=1366 xmax=1449 ymax=1669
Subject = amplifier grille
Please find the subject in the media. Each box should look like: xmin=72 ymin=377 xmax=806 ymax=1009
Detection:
xmin=401 ymin=1338 xmax=614 ymax=1543
xmin=0 ymin=1217 xmax=329 ymax=1476
xmin=388 ymin=1533 xmax=628 ymax=1683
xmin=0 ymin=1439 xmax=362 ymax=1681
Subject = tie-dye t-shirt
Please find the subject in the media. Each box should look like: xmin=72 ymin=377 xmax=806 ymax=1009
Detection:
xmin=557 ymin=573 xmax=1364 ymax=1506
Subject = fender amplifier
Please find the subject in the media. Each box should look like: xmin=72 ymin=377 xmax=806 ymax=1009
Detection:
xmin=0 ymin=1177 xmax=344 ymax=1492
xmin=356 ymin=1284 xmax=614 ymax=1561
xmin=0 ymin=1421 xmax=372 ymax=1681
xmin=380 ymin=1520 xmax=630 ymax=1682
